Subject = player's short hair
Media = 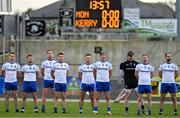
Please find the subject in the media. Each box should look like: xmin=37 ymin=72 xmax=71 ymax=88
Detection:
xmin=27 ymin=54 xmax=32 ymax=58
xmin=85 ymin=53 xmax=91 ymax=57
xmin=47 ymin=49 xmax=53 ymax=53
xmin=127 ymin=51 xmax=134 ymax=57
xmin=165 ymin=52 xmax=172 ymax=57
xmin=9 ymin=52 xmax=15 ymax=55
xmin=100 ymin=51 xmax=106 ymax=56
xmin=57 ymin=52 xmax=64 ymax=57
xmin=142 ymin=53 xmax=149 ymax=57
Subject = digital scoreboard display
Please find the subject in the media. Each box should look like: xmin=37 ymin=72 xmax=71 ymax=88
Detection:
xmin=76 ymin=0 xmax=122 ymax=28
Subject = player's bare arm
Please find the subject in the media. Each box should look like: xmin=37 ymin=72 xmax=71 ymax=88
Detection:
xmin=109 ymin=70 xmax=112 ymax=78
xmin=159 ymin=70 xmax=162 ymax=79
xmin=150 ymin=72 xmax=153 ymax=78
xmin=78 ymin=72 xmax=82 ymax=81
xmin=135 ymin=70 xmax=139 ymax=80
xmin=1 ymin=70 xmax=5 ymax=78
xmin=40 ymin=68 xmax=45 ymax=77
xmin=51 ymin=70 xmax=55 ymax=80
xmin=175 ymin=70 xmax=178 ymax=79
xmin=93 ymin=69 xmax=97 ymax=80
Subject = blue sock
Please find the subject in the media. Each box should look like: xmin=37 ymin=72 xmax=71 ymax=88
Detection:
xmin=21 ymin=107 xmax=24 ymax=109
xmin=137 ymin=109 xmax=141 ymax=114
xmin=42 ymin=105 xmax=45 ymax=109
xmin=107 ymin=106 xmax=111 ymax=112
xmin=93 ymin=106 xmax=98 ymax=112
xmin=160 ymin=109 xmax=163 ymax=112
xmin=80 ymin=107 xmax=83 ymax=110
xmin=34 ymin=106 xmax=38 ymax=110
xmin=174 ymin=109 xmax=177 ymax=112
xmin=148 ymin=109 xmax=151 ymax=114
xmin=54 ymin=107 xmax=57 ymax=112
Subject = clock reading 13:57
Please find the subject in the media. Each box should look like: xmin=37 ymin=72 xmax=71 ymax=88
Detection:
xmin=76 ymin=0 xmax=122 ymax=28
xmin=90 ymin=0 xmax=110 ymax=10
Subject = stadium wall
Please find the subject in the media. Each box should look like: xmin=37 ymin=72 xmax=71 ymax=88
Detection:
xmin=19 ymin=40 xmax=180 ymax=80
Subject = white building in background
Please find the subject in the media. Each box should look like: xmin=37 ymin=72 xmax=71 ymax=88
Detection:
xmin=0 ymin=0 xmax=12 ymax=14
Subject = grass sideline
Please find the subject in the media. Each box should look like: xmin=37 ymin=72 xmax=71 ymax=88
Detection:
xmin=0 ymin=101 xmax=179 ymax=117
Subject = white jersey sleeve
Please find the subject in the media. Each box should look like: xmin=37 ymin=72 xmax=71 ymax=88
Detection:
xmin=109 ymin=62 xmax=113 ymax=70
xmin=2 ymin=64 xmax=6 ymax=70
xmin=78 ymin=65 xmax=83 ymax=73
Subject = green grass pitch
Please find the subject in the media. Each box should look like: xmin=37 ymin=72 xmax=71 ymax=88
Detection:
xmin=0 ymin=101 xmax=179 ymax=117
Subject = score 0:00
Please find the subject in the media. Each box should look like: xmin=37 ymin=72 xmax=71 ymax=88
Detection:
xmin=101 ymin=10 xmax=120 ymax=28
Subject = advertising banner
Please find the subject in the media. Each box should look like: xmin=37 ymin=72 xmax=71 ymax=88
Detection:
xmin=124 ymin=8 xmax=140 ymax=29
xmin=139 ymin=19 xmax=177 ymax=36
xmin=25 ymin=20 xmax=46 ymax=36
xmin=66 ymin=76 xmax=80 ymax=95
xmin=0 ymin=75 xmax=4 ymax=94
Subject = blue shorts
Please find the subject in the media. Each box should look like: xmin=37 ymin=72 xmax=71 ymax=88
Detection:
xmin=161 ymin=83 xmax=176 ymax=94
xmin=43 ymin=80 xmax=54 ymax=88
xmin=81 ymin=83 xmax=95 ymax=92
xmin=96 ymin=81 xmax=111 ymax=92
xmin=138 ymin=85 xmax=152 ymax=94
xmin=54 ymin=83 xmax=67 ymax=92
xmin=4 ymin=82 xmax=18 ymax=91
xmin=23 ymin=81 xmax=38 ymax=93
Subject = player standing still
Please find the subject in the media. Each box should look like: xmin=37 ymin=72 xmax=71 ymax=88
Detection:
xmin=135 ymin=54 xmax=154 ymax=115
xmin=1 ymin=52 xmax=20 ymax=112
xmin=51 ymin=52 xmax=69 ymax=113
xmin=78 ymin=53 xmax=95 ymax=113
xmin=93 ymin=52 xmax=112 ymax=115
xmin=21 ymin=54 xmax=40 ymax=113
xmin=41 ymin=49 xmax=56 ymax=112
xmin=158 ymin=52 xmax=178 ymax=115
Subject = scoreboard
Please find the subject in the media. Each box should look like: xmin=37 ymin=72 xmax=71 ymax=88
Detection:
xmin=76 ymin=0 xmax=122 ymax=28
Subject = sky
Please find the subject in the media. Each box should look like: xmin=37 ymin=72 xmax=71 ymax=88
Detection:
xmin=12 ymin=0 xmax=176 ymax=13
